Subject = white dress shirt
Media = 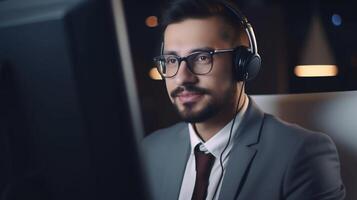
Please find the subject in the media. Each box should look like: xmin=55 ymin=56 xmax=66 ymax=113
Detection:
xmin=178 ymin=95 xmax=249 ymax=200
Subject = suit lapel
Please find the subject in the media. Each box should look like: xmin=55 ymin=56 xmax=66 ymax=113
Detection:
xmin=162 ymin=125 xmax=190 ymax=200
xmin=218 ymin=99 xmax=265 ymax=200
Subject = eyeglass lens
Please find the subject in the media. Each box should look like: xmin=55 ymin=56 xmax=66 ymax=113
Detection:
xmin=157 ymin=52 xmax=213 ymax=77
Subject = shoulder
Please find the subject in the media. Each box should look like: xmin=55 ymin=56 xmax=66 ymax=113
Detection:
xmin=256 ymin=113 xmax=338 ymax=167
xmin=142 ymin=122 xmax=187 ymax=144
xmin=141 ymin=122 xmax=187 ymax=151
xmin=261 ymin=113 xmax=334 ymax=147
xmin=257 ymin=113 xmax=339 ymax=172
xmin=262 ymin=113 xmax=339 ymax=165
xmin=261 ymin=114 xmax=345 ymax=199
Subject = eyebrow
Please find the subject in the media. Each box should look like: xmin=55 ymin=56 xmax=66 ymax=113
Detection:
xmin=163 ymin=47 xmax=214 ymax=56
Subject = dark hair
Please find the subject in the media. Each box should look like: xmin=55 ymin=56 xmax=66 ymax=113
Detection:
xmin=160 ymin=0 xmax=246 ymax=44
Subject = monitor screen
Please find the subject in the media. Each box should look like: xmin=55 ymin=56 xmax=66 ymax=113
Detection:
xmin=0 ymin=0 xmax=148 ymax=199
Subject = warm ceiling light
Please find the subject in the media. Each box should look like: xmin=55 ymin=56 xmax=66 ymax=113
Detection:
xmin=145 ymin=16 xmax=158 ymax=28
xmin=149 ymin=67 xmax=162 ymax=80
xmin=297 ymin=14 xmax=338 ymax=78
xmin=294 ymin=65 xmax=338 ymax=77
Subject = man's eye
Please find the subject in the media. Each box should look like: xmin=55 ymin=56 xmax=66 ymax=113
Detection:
xmin=194 ymin=53 xmax=211 ymax=63
xmin=165 ymin=57 xmax=177 ymax=64
xmin=198 ymin=55 xmax=208 ymax=61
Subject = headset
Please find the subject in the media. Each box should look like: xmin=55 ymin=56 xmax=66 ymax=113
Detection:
xmin=219 ymin=0 xmax=261 ymax=81
xmin=160 ymin=0 xmax=261 ymax=82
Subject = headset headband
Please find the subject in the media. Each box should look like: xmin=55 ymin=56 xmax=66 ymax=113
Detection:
xmin=219 ymin=0 xmax=258 ymax=55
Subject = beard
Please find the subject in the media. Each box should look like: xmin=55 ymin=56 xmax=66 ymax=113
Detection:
xmin=174 ymin=99 xmax=218 ymax=123
xmin=171 ymin=84 xmax=236 ymax=123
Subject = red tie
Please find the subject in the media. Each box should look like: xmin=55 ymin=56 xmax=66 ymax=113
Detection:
xmin=192 ymin=144 xmax=215 ymax=200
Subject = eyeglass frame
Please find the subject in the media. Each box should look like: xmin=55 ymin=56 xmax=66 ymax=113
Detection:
xmin=153 ymin=48 xmax=236 ymax=78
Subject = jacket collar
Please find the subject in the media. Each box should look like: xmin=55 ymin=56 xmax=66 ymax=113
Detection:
xmin=218 ymin=97 xmax=265 ymax=200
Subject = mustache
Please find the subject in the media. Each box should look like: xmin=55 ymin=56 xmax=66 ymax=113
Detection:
xmin=170 ymin=85 xmax=210 ymax=98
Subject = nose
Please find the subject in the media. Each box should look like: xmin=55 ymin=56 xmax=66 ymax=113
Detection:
xmin=174 ymin=60 xmax=198 ymax=85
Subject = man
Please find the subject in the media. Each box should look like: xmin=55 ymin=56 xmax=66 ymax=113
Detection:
xmin=141 ymin=0 xmax=345 ymax=199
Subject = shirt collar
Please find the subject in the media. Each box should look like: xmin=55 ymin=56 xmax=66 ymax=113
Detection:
xmin=188 ymin=95 xmax=249 ymax=158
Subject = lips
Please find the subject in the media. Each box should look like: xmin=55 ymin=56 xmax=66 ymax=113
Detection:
xmin=177 ymin=91 xmax=204 ymax=104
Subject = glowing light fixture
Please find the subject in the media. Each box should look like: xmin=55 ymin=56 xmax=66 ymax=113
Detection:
xmin=149 ymin=67 xmax=162 ymax=80
xmin=295 ymin=14 xmax=338 ymax=77
xmin=295 ymin=65 xmax=338 ymax=77
xmin=145 ymin=16 xmax=158 ymax=28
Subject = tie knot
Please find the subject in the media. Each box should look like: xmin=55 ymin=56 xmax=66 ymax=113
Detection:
xmin=194 ymin=144 xmax=215 ymax=173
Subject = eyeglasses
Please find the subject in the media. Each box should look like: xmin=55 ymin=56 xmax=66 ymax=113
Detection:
xmin=153 ymin=48 xmax=235 ymax=78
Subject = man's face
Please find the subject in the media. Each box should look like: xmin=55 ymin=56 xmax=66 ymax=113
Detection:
xmin=163 ymin=17 xmax=239 ymax=123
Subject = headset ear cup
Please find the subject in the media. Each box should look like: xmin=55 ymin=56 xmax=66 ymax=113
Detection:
xmin=233 ymin=47 xmax=249 ymax=81
xmin=233 ymin=47 xmax=261 ymax=81
xmin=246 ymin=54 xmax=261 ymax=81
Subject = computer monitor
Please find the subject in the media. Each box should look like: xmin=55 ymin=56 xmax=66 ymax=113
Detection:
xmin=0 ymin=0 xmax=148 ymax=199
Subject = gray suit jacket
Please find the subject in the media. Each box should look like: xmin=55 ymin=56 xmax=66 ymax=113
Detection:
xmin=142 ymin=99 xmax=345 ymax=200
